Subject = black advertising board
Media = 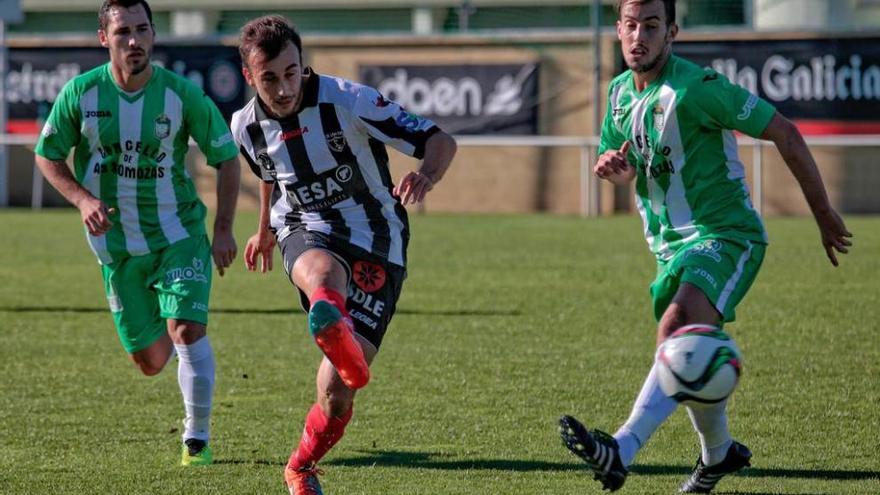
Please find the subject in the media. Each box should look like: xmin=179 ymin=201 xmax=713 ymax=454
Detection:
xmin=5 ymin=45 xmax=244 ymax=133
xmin=359 ymin=63 xmax=539 ymax=135
xmin=674 ymin=38 xmax=880 ymax=131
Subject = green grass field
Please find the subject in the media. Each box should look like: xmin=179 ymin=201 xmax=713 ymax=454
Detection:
xmin=1 ymin=210 xmax=878 ymax=494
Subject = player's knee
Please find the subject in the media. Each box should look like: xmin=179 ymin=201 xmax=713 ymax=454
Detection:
xmin=168 ymin=321 xmax=206 ymax=344
xmin=133 ymin=358 xmax=164 ymax=376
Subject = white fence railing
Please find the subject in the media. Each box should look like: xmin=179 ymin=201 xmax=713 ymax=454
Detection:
xmin=4 ymin=133 xmax=880 ymax=216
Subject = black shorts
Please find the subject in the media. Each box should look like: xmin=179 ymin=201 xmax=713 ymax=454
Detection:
xmin=278 ymin=228 xmax=406 ymax=349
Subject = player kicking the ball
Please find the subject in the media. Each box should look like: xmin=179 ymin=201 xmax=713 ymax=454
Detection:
xmin=559 ymin=0 xmax=851 ymax=492
xmin=230 ymin=16 xmax=456 ymax=494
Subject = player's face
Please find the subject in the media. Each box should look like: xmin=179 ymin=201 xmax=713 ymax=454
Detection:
xmin=243 ymin=43 xmax=304 ymax=119
xmin=98 ymin=4 xmax=154 ymax=76
xmin=617 ymin=0 xmax=677 ymax=74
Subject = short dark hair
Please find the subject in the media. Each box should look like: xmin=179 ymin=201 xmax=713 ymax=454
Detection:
xmin=616 ymin=0 xmax=676 ymax=26
xmin=98 ymin=0 xmax=154 ymax=30
xmin=239 ymin=15 xmax=303 ymax=67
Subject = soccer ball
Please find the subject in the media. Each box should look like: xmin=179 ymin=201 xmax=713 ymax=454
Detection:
xmin=656 ymin=325 xmax=742 ymax=404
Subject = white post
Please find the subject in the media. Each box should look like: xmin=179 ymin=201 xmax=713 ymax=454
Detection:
xmin=752 ymin=139 xmax=763 ymax=215
xmin=0 ymin=20 xmax=8 ymax=207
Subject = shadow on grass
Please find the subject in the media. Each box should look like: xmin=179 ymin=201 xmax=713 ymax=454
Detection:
xmin=633 ymin=463 xmax=880 ymax=481
xmin=0 ymin=306 xmax=520 ymax=317
xmin=322 ymin=450 xmax=879 ymax=482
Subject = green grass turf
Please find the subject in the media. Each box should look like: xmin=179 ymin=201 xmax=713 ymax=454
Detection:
xmin=1 ymin=210 xmax=878 ymax=494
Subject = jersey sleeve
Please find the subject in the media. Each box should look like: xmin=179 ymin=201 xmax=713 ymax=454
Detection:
xmin=230 ymin=108 xmax=275 ymax=183
xmin=34 ymin=81 xmax=81 ymax=161
xmin=690 ymin=69 xmax=776 ymax=138
xmin=183 ymin=87 xmax=238 ymax=167
xmin=352 ymin=85 xmax=439 ymax=159
xmin=598 ymin=84 xmax=627 ymax=155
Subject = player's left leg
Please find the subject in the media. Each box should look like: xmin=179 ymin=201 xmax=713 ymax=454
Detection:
xmin=155 ymin=235 xmax=216 ymax=466
xmin=675 ymin=239 xmax=764 ymax=493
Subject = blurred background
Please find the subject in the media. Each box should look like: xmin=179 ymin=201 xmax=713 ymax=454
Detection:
xmin=2 ymin=0 xmax=880 ymax=216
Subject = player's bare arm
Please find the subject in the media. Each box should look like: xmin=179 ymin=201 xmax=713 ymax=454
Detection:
xmin=595 ymin=141 xmax=637 ymax=185
xmin=34 ymin=155 xmax=114 ymax=236
xmin=244 ymin=181 xmax=276 ymax=273
xmin=760 ymin=112 xmax=853 ymax=266
xmin=212 ymin=157 xmax=241 ymax=276
xmin=394 ymin=130 xmax=457 ymax=205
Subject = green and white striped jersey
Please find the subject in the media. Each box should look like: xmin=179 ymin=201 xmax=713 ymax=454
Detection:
xmin=600 ymin=55 xmax=775 ymax=261
xmin=35 ymin=63 xmax=238 ymax=265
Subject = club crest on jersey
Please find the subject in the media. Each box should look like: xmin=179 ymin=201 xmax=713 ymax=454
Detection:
xmin=154 ymin=114 xmax=171 ymax=139
xmin=652 ymin=104 xmax=665 ymax=132
xmin=325 ymin=130 xmax=347 ymax=153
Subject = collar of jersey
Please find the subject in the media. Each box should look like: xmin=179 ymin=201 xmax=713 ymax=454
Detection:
xmin=105 ymin=63 xmax=156 ymax=102
xmin=255 ymin=67 xmax=319 ymax=122
xmin=628 ymin=55 xmax=676 ymax=97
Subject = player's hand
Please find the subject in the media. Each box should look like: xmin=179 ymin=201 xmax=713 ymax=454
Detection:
xmin=394 ymin=171 xmax=434 ymax=205
xmin=595 ymin=141 xmax=635 ymax=181
xmin=813 ymin=207 xmax=852 ymax=267
xmin=244 ymin=230 xmax=276 ymax=273
xmin=76 ymin=196 xmax=114 ymax=236
xmin=212 ymin=229 xmax=237 ymax=277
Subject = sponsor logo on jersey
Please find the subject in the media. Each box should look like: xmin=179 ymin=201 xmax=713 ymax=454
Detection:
xmin=154 ymin=114 xmax=171 ymax=139
xmin=690 ymin=266 xmax=718 ymax=289
xmin=211 ymin=133 xmax=233 ymax=148
xmin=96 ymin=140 xmax=167 ymax=162
xmin=92 ymin=162 xmax=166 ymax=179
xmin=325 ymin=130 xmax=347 ymax=152
xmin=85 ymin=110 xmax=113 ymax=118
xmin=335 ymin=165 xmax=353 ymax=183
xmin=737 ymin=94 xmax=759 ymax=121
xmin=353 ymin=260 xmax=386 ymax=293
xmin=685 ymin=239 xmax=724 ymax=262
xmin=394 ymin=110 xmax=426 ymax=133
xmin=256 ymin=152 xmax=277 ymax=179
xmin=41 ymin=123 xmax=56 ymax=137
xmin=288 ymin=164 xmax=364 ymax=212
xmin=281 ymin=126 xmax=309 ymax=141
xmin=375 ymin=95 xmax=391 ymax=107
xmin=166 ymin=257 xmax=209 ymax=285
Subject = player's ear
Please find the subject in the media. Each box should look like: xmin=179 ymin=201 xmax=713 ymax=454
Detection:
xmin=667 ymin=23 xmax=679 ymax=42
xmin=98 ymin=29 xmax=109 ymax=48
xmin=241 ymin=66 xmax=254 ymax=86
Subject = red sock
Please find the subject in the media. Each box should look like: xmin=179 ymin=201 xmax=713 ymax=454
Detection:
xmin=310 ymin=287 xmax=347 ymax=316
xmin=288 ymin=403 xmax=353 ymax=470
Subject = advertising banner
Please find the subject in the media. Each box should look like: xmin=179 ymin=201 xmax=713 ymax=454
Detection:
xmin=675 ymin=38 xmax=880 ymax=133
xmin=5 ymin=45 xmax=245 ymax=133
xmin=359 ymin=63 xmax=539 ymax=135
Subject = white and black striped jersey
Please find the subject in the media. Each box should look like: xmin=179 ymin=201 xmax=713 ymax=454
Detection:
xmin=231 ymin=69 xmax=440 ymax=267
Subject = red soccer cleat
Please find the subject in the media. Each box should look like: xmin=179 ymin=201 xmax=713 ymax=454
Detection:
xmin=308 ymin=300 xmax=370 ymax=389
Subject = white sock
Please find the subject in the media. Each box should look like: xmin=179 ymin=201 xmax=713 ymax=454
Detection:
xmin=613 ymin=361 xmax=678 ymax=466
xmin=687 ymin=399 xmax=733 ymax=466
xmin=175 ymin=337 xmax=215 ymax=443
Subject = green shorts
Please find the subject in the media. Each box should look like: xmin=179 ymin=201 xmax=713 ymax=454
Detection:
xmin=101 ymin=235 xmax=213 ymax=353
xmin=650 ymin=237 xmax=765 ymax=323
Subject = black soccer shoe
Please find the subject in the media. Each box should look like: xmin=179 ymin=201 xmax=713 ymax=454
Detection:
xmin=679 ymin=441 xmax=752 ymax=493
xmin=559 ymin=415 xmax=628 ymax=492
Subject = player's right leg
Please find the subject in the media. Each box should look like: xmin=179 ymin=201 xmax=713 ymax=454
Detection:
xmin=288 ymin=245 xmax=369 ymax=390
xmin=102 ymin=254 xmax=172 ymax=375
xmin=285 ymin=335 xmax=378 ymax=495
